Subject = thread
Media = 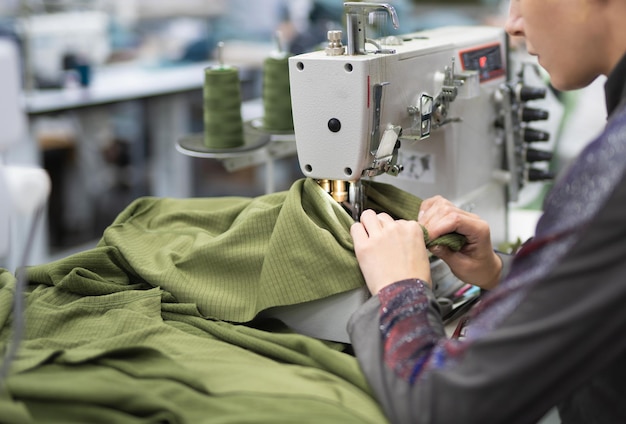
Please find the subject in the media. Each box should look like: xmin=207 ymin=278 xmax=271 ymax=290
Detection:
xmin=203 ymin=66 xmax=245 ymax=149
xmin=262 ymin=55 xmax=293 ymax=132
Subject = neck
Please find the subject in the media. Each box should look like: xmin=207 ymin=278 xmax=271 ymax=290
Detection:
xmin=603 ymin=1 xmax=626 ymax=75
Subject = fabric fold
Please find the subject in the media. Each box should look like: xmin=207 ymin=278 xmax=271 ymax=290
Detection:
xmin=0 ymin=177 xmax=465 ymax=423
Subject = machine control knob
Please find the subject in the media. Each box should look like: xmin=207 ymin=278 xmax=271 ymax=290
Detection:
xmin=325 ymin=30 xmax=346 ymax=56
xmin=328 ymin=30 xmax=342 ymax=42
xmin=523 ymin=127 xmax=550 ymax=142
xmin=521 ymin=107 xmax=549 ymax=122
xmin=516 ymin=85 xmax=547 ymax=102
xmin=526 ymin=148 xmax=553 ymax=163
xmin=528 ymin=168 xmax=555 ymax=181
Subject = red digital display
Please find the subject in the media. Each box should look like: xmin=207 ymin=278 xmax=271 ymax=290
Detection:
xmin=459 ymin=43 xmax=506 ymax=82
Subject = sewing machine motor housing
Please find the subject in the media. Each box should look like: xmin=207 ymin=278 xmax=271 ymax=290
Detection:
xmin=289 ymin=25 xmax=510 ymax=245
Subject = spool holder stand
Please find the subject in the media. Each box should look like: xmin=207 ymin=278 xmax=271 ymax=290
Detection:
xmin=176 ymin=101 xmax=297 ymax=194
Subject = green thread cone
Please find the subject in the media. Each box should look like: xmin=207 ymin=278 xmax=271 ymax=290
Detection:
xmin=203 ymin=66 xmax=245 ymax=149
xmin=262 ymin=56 xmax=293 ymax=131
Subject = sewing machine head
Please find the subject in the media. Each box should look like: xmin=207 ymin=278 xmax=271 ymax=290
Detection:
xmin=288 ymin=2 xmax=515 ymax=243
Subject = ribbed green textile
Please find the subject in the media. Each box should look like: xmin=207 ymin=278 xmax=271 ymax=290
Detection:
xmin=0 ymin=178 xmax=465 ymax=423
xmin=0 ymin=271 xmax=386 ymax=423
xmin=24 ymin=178 xmax=464 ymax=322
xmin=361 ymin=179 xmax=467 ymax=252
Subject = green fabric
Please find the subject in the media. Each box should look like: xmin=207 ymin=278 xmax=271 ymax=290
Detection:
xmin=25 ymin=178 xmax=464 ymax=323
xmin=0 ymin=178 xmax=465 ymax=423
xmin=0 ymin=271 xmax=384 ymax=423
xmin=362 ymin=180 xmax=467 ymax=251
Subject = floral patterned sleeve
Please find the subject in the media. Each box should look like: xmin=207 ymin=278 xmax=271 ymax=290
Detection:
xmin=377 ymin=279 xmax=449 ymax=384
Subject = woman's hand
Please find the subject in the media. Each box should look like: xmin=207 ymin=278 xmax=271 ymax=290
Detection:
xmin=418 ymin=196 xmax=502 ymax=290
xmin=350 ymin=210 xmax=431 ymax=295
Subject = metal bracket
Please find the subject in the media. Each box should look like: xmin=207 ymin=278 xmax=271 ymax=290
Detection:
xmin=343 ymin=2 xmax=399 ymax=55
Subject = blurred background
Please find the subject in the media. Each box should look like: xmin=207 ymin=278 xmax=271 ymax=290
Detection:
xmin=3 ymin=0 xmax=595 ymax=276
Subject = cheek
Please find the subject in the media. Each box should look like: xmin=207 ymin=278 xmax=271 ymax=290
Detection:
xmin=521 ymin=0 xmax=603 ymax=90
xmin=550 ymin=29 xmax=605 ymax=89
xmin=545 ymin=54 xmax=597 ymax=92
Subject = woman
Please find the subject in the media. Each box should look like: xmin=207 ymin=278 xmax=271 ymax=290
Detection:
xmin=348 ymin=0 xmax=626 ymax=422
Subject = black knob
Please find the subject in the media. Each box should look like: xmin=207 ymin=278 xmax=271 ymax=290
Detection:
xmin=521 ymin=107 xmax=549 ymax=122
xmin=523 ymin=127 xmax=550 ymax=142
xmin=526 ymin=148 xmax=553 ymax=163
xmin=528 ymin=168 xmax=555 ymax=181
xmin=517 ymin=85 xmax=547 ymax=102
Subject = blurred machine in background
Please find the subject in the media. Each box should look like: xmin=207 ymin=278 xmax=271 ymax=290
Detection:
xmin=0 ymin=38 xmax=50 ymax=270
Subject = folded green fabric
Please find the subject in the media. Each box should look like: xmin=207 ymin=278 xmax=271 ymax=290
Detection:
xmin=360 ymin=179 xmax=467 ymax=251
xmin=25 ymin=178 xmax=465 ymax=323
xmin=0 ymin=270 xmax=386 ymax=424
xmin=0 ymin=177 xmax=465 ymax=424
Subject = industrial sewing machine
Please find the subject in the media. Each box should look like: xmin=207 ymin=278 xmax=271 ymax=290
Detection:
xmin=289 ymin=2 xmax=551 ymax=244
xmin=269 ymin=2 xmax=552 ymax=341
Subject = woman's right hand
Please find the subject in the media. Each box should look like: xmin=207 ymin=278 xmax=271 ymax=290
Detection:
xmin=418 ymin=196 xmax=503 ymax=290
xmin=351 ymin=210 xmax=432 ymax=296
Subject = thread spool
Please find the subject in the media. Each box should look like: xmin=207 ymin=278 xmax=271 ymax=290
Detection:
xmin=262 ymin=32 xmax=293 ymax=132
xmin=203 ymin=62 xmax=245 ymax=149
xmin=262 ymin=55 xmax=293 ymax=132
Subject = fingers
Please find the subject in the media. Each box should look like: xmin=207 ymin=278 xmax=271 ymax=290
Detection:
xmin=417 ymin=197 xmax=500 ymax=289
xmin=358 ymin=209 xmax=381 ymax=236
xmin=350 ymin=209 xmax=432 ymax=294
xmin=376 ymin=212 xmax=394 ymax=225
xmin=350 ymin=209 xmax=384 ymax=245
xmin=418 ymin=196 xmax=481 ymax=241
xmin=350 ymin=220 xmax=368 ymax=245
xmin=353 ymin=210 xmax=395 ymax=235
xmin=419 ymin=196 xmax=472 ymax=226
xmin=351 ymin=210 xmax=420 ymax=247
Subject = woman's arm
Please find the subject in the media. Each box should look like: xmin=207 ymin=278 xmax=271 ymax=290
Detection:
xmin=348 ymin=176 xmax=626 ymax=423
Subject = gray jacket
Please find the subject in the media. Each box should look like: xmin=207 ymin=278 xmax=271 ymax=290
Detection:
xmin=347 ymin=53 xmax=626 ymax=424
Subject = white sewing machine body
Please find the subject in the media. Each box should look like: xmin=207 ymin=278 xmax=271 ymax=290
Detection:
xmin=289 ymin=25 xmax=510 ymax=244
